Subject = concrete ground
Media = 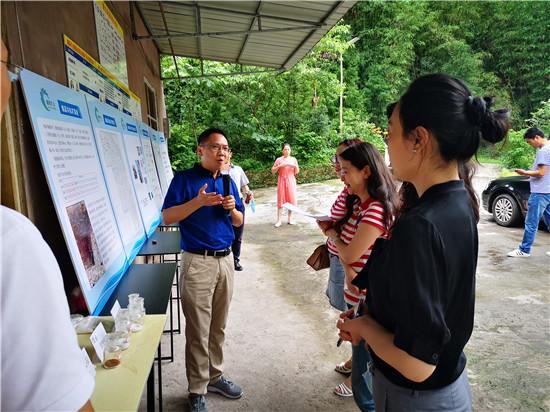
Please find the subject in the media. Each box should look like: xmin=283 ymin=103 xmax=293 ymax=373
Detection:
xmin=140 ymin=164 xmax=549 ymax=412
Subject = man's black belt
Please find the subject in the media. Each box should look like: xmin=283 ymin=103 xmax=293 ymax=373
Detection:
xmin=187 ymin=248 xmax=231 ymax=257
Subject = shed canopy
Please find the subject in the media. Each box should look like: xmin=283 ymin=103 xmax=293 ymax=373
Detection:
xmin=132 ymin=1 xmax=356 ymax=79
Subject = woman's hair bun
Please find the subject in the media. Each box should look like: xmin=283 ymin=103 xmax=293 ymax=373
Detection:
xmin=466 ymin=95 xmax=510 ymax=144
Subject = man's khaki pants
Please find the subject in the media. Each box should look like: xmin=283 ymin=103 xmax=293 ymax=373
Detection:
xmin=180 ymin=251 xmax=234 ymax=394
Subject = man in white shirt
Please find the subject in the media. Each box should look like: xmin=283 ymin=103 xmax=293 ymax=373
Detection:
xmin=1 ymin=39 xmax=94 ymax=411
xmin=507 ymin=127 xmax=550 ymax=257
xmin=225 ymin=152 xmax=253 ymax=271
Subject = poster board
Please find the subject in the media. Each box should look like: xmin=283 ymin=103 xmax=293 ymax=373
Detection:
xmin=149 ymin=130 xmax=168 ymax=194
xmin=138 ymin=124 xmax=164 ymax=210
xmin=93 ymin=0 xmax=129 ymax=86
xmin=119 ymin=115 xmax=162 ymax=237
xmin=158 ymin=132 xmax=174 ymax=188
xmin=86 ymin=97 xmax=146 ymax=260
xmin=64 ymin=34 xmax=140 ymax=118
xmin=20 ymin=69 xmax=128 ymax=315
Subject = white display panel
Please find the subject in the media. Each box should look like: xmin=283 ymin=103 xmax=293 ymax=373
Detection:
xmin=158 ymin=132 xmax=174 ymax=186
xmin=20 ymin=69 xmax=128 ymax=315
xmin=138 ymin=124 xmax=164 ymax=211
xmin=150 ymin=130 xmax=168 ymax=195
xmin=86 ymin=97 xmax=146 ymax=261
xmin=119 ymin=116 xmax=162 ymax=237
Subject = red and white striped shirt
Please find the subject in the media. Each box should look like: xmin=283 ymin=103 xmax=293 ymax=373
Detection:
xmin=327 ymin=187 xmax=349 ymax=256
xmin=340 ymin=198 xmax=388 ymax=305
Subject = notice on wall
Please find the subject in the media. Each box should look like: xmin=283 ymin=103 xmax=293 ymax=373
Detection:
xmin=139 ymin=124 xmax=164 ymax=211
xmin=119 ymin=115 xmax=162 ymax=237
xmin=93 ymin=0 xmax=129 ymax=86
xmin=86 ymin=97 xmax=146 ymax=260
xmin=158 ymin=132 xmax=174 ymax=189
xmin=64 ymin=35 xmax=140 ymax=118
xmin=19 ymin=69 xmax=128 ymax=315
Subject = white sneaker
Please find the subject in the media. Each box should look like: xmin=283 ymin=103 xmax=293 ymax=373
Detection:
xmin=546 ymin=251 xmax=550 ymax=257
xmin=287 ymin=221 xmax=296 ymax=225
xmin=507 ymin=249 xmax=530 ymax=257
xmin=274 ymin=221 xmax=282 ymax=228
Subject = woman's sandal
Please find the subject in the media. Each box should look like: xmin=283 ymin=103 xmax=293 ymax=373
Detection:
xmin=333 ymin=382 xmax=353 ymax=397
xmin=334 ymin=361 xmax=352 ymax=375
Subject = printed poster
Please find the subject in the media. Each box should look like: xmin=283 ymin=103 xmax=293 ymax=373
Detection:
xmin=93 ymin=0 xmax=129 ymax=86
xmin=158 ymin=132 xmax=174 ymax=190
xmin=139 ymin=124 xmax=164 ymax=211
xmin=19 ymin=69 xmax=128 ymax=315
xmin=150 ymin=130 xmax=168 ymax=194
xmin=64 ymin=35 xmax=140 ymax=118
xmin=119 ymin=115 xmax=162 ymax=237
xmin=86 ymin=97 xmax=146 ymax=260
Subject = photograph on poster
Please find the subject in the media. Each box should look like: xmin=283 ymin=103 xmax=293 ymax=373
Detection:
xmin=66 ymin=200 xmax=104 ymax=287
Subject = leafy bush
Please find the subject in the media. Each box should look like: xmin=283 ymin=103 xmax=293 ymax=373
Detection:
xmin=499 ymin=129 xmax=535 ymax=170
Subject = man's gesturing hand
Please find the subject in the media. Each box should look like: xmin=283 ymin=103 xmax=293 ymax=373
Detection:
xmin=196 ymin=183 xmax=223 ymax=206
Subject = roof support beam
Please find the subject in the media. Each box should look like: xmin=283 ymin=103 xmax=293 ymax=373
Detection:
xmin=158 ymin=1 xmax=180 ymax=79
xmin=154 ymin=1 xmax=323 ymax=26
xmin=236 ymin=0 xmax=263 ymax=64
xmin=134 ymin=24 xmax=325 ymax=40
xmin=161 ymin=68 xmax=282 ymax=81
xmin=281 ymin=1 xmax=343 ymax=69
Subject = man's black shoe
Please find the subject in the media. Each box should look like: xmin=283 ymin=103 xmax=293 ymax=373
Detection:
xmin=234 ymin=261 xmax=243 ymax=271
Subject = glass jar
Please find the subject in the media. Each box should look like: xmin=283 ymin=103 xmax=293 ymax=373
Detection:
xmin=103 ymin=334 xmax=122 ymax=369
xmin=128 ymin=293 xmax=140 ymax=305
xmin=114 ymin=308 xmax=131 ymax=333
xmin=112 ymin=330 xmax=130 ymax=350
xmin=129 ymin=299 xmax=145 ymax=332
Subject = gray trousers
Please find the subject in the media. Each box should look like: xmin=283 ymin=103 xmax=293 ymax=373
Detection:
xmin=373 ymin=365 xmax=472 ymax=412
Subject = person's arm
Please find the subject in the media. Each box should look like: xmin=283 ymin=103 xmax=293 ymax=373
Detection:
xmin=162 ymin=183 xmax=223 ymax=224
xmin=337 ymin=312 xmax=436 ymax=382
xmin=326 ymin=222 xmax=383 ymax=264
xmin=515 ymin=164 xmax=548 ymax=177
xmin=271 ymin=158 xmax=281 ymax=174
xmin=342 ymin=262 xmax=361 ymax=296
xmin=293 ymin=158 xmax=300 ymax=175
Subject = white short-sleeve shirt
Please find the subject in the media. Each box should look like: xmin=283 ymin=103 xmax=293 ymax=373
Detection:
xmin=229 ymin=164 xmax=250 ymax=199
xmin=1 ymin=206 xmax=94 ymax=411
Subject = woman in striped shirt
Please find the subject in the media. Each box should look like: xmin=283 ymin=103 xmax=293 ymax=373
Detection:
xmin=322 ymin=142 xmax=398 ymax=404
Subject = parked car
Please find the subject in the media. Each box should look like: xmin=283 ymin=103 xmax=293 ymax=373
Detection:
xmin=482 ymin=176 xmax=530 ymax=227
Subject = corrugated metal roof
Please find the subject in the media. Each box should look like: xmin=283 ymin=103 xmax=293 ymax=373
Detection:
xmin=132 ymin=1 xmax=356 ymax=79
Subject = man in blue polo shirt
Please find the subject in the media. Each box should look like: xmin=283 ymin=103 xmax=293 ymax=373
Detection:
xmin=162 ymin=128 xmax=244 ymax=412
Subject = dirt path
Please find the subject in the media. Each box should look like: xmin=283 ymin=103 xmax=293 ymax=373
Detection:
xmin=145 ymin=164 xmax=549 ymax=411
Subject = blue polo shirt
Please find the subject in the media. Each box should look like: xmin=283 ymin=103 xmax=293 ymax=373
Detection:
xmin=162 ymin=163 xmax=244 ymax=251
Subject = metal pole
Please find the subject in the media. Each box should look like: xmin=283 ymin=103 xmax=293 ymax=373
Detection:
xmin=339 ymin=52 xmax=343 ymax=135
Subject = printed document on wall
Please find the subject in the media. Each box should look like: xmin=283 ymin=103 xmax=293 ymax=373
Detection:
xmin=119 ymin=115 xmax=161 ymax=237
xmin=86 ymin=97 xmax=146 ymax=260
xmin=19 ymin=69 xmax=127 ymax=315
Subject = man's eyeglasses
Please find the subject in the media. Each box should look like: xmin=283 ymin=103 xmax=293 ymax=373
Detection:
xmin=331 ymin=155 xmax=339 ymax=165
xmin=201 ymin=144 xmax=231 ymax=153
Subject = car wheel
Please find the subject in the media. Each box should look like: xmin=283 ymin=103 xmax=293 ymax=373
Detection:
xmin=492 ymin=193 xmax=521 ymax=227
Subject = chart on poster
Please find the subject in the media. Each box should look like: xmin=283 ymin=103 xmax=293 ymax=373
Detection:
xmin=119 ymin=115 xmax=162 ymax=237
xmin=20 ymin=69 xmax=128 ymax=315
xmin=86 ymin=97 xmax=146 ymax=260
